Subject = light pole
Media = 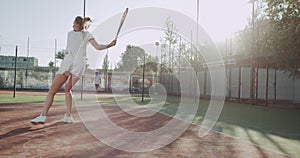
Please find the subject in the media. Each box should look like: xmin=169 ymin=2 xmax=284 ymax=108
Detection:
xmin=249 ymin=0 xmax=258 ymax=105
xmin=83 ymin=0 xmax=86 ymax=17
xmin=25 ymin=37 xmax=29 ymax=88
xmin=13 ymin=46 xmax=18 ymax=98
xmin=155 ymin=41 xmax=159 ymax=94
xmin=81 ymin=0 xmax=86 ymax=100
xmin=160 ymin=44 xmax=166 ymax=87
xmin=141 ymin=52 xmax=145 ymax=102
xmin=54 ymin=39 xmax=57 ymax=80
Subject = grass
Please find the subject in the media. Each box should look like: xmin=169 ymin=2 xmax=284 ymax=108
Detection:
xmin=1 ymin=91 xmax=300 ymax=157
xmin=0 ymin=93 xmax=65 ymax=105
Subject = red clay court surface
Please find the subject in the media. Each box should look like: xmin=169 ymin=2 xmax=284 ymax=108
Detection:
xmin=0 ymin=91 xmax=290 ymax=158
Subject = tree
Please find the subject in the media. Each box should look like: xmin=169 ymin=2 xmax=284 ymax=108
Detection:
xmin=54 ymin=50 xmax=65 ymax=73
xmin=116 ymin=45 xmax=146 ymax=71
xmin=163 ymin=17 xmax=178 ymax=69
xmin=265 ymin=0 xmax=300 ymax=78
xmin=48 ymin=61 xmax=54 ymax=68
xmin=0 ymin=75 xmax=4 ymax=87
xmin=116 ymin=45 xmax=160 ymax=71
xmin=56 ymin=51 xmax=65 ymax=60
xmin=102 ymin=53 xmax=109 ymax=70
xmin=160 ymin=17 xmax=206 ymax=72
xmin=48 ymin=61 xmax=55 ymax=80
xmin=233 ymin=0 xmax=300 ymax=78
xmin=234 ymin=1 xmax=269 ymax=58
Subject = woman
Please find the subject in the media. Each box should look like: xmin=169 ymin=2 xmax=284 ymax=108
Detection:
xmin=31 ymin=16 xmax=116 ymax=123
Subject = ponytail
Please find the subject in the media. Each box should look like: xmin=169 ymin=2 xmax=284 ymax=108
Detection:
xmin=83 ymin=17 xmax=92 ymax=30
xmin=74 ymin=16 xmax=93 ymax=31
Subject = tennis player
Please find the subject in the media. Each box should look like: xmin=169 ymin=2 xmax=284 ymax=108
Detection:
xmin=31 ymin=16 xmax=116 ymax=123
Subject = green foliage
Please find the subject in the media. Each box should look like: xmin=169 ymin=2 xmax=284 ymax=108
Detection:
xmin=0 ymin=75 xmax=4 ymax=87
xmin=56 ymin=51 xmax=65 ymax=60
xmin=265 ymin=0 xmax=300 ymax=78
xmin=116 ymin=45 xmax=146 ymax=71
xmin=102 ymin=53 xmax=109 ymax=70
xmin=0 ymin=93 xmax=64 ymax=104
xmin=234 ymin=0 xmax=300 ymax=78
xmin=48 ymin=61 xmax=54 ymax=68
xmin=116 ymin=45 xmax=160 ymax=76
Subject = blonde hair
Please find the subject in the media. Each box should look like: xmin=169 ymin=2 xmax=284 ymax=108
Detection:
xmin=74 ymin=16 xmax=92 ymax=31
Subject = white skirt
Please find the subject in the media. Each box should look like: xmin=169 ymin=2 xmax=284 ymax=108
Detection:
xmin=56 ymin=51 xmax=86 ymax=78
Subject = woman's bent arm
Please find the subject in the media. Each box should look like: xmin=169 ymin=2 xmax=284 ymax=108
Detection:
xmin=89 ymin=38 xmax=117 ymax=50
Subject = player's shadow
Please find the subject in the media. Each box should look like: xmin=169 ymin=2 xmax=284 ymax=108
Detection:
xmin=0 ymin=122 xmax=65 ymax=139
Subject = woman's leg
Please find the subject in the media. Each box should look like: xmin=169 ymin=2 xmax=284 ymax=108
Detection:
xmin=41 ymin=74 xmax=68 ymax=116
xmin=95 ymin=84 xmax=99 ymax=92
xmin=64 ymin=75 xmax=80 ymax=117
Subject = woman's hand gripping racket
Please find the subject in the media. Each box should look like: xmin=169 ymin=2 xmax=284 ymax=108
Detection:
xmin=115 ymin=8 xmax=129 ymax=40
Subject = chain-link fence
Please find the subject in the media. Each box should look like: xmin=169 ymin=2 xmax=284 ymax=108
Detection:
xmin=1 ymin=64 xmax=300 ymax=106
xmin=160 ymin=66 xmax=300 ymax=105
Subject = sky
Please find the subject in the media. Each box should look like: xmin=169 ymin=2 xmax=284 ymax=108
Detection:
xmin=0 ymin=0 xmax=252 ymax=68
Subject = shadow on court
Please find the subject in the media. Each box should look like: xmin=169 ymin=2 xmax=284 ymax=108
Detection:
xmin=0 ymin=95 xmax=290 ymax=157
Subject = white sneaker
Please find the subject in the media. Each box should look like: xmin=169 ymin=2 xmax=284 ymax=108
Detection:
xmin=31 ymin=115 xmax=47 ymax=124
xmin=60 ymin=114 xmax=74 ymax=123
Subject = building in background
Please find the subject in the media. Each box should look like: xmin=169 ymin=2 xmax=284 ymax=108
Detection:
xmin=0 ymin=55 xmax=38 ymax=70
xmin=0 ymin=55 xmax=52 ymax=89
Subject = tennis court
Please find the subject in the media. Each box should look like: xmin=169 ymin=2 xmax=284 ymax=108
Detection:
xmin=1 ymin=90 xmax=296 ymax=157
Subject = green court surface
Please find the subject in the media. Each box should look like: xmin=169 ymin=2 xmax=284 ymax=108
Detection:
xmin=0 ymin=93 xmax=65 ymax=105
xmin=100 ymin=94 xmax=300 ymax=157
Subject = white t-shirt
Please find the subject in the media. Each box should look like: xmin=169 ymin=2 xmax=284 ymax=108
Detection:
xmin=94 ymin=74 xmax=101 ymax=84
xmin=57 ymin=31 xmax=94 ymax=78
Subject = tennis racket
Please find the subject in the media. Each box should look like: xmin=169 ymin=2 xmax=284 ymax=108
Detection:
xmin=115 ymin=8 xmax=129 ymax=40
